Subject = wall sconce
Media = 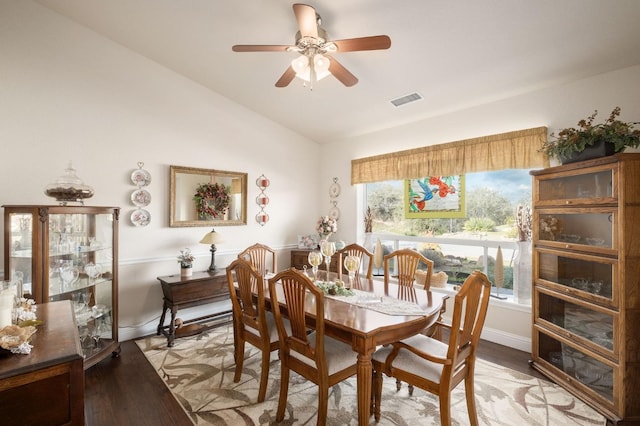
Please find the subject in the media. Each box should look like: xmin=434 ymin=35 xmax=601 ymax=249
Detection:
xmin=256 ymin=174 xmax=270 ymax=226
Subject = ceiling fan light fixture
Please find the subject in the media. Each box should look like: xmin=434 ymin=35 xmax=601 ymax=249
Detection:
xmin=313 ymin=54 xmax=330 ymax=73
xmin=291 ymin=53 xmax=331 ymax=83
xmin=291 ymin=55 xmax=309 ymax=74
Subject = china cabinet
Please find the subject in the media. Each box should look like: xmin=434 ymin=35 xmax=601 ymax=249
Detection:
xmin=530 ymin=154 xmax=640 ymax=423
xmin=2 ymin=205 xmax=120 ymax=369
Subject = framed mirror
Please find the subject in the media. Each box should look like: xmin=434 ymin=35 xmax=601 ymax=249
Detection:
xmin=170 ymin=165 xmax=247 ymax=227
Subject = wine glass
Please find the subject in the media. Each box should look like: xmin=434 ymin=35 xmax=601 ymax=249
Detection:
xmin=84 ymin=262 xmax=102 ymax=284
xmin=344 ymin=255 xmax=361 ymax=289
xmin=308 ymin=251 xmax=322 ymax=280
xmin=60 ymin=262 xmax=79 ymax=291
xmin=320 ymin=241 xmax=336 ymax=281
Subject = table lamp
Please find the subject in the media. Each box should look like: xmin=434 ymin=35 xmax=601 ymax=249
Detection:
xmin=199 ymin=228 xmax=224 ymax=271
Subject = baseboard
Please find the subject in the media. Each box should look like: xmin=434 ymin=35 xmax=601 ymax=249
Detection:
xmin=480 ymin=326 xmax=531 ymax=352
xmin=119 ymin=300 xmax=233 ymax=342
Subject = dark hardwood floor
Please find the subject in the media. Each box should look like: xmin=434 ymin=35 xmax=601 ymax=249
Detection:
xmin=84 ymin=334 xmax=546 ymax=425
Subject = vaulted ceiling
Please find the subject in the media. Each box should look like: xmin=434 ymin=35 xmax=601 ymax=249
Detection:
xmin=36 ymin=0 xmax=640 ymax=143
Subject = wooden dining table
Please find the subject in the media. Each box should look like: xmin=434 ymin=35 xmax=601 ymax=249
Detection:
xmin=263 ymin=270 xmax=445 ymax=426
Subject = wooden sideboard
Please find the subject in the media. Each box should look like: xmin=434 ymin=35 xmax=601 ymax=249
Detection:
xmin=290 ymin=249 xmax=339 ymax=273
xmin=0 ymin=300 xmax=84 ymax=425
xmin=157 ymin=270 xmax=232 ymax=347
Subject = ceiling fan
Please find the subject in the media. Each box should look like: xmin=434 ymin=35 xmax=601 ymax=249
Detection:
xmin=232 ymin=3 xmax=391 ymax=88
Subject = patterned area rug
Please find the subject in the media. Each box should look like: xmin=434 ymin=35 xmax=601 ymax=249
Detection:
xmin=136 ymin=324 xmax=606 ymax=425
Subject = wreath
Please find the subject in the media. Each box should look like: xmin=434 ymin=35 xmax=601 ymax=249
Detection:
xmin=194 ymin=183 xmax=230 ymax=219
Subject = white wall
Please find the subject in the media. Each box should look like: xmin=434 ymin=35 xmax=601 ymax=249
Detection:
xmin=0 ymin=1 xmax=321 ymax=339
xmin=321 ymin=64 xmax=640 ymax=349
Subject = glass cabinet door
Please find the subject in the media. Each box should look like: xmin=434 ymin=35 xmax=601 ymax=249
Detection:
xmin=536 ymin=168 xmax=614 ymax=203
xmin=536 ymin=290 xmax=616 ymax=356
xmin=47 ymin=212 xmax=114 ymax=358
xmin=7 ymin=212 xmax=34 ymax=298
xmin=536 ymin=331 xmax=615 ymax=402
xmin=536 ymin=209 xmax=615 ymax=251
xmin=536 ymin=248 xmax=616 ymax=305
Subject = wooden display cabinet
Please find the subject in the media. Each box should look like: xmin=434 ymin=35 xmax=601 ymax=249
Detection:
xmin=2 ymin=205 xmax=120 ymax=369
xmin=529 ymin=154 xmax=640 ymax=423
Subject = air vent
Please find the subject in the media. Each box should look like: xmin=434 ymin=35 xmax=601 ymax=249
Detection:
xmin=389 ymin=92 xmax=423 ymax=107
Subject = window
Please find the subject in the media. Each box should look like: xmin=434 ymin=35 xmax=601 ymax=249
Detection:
xmin=364 ymin=169 xmax=534 ymax=304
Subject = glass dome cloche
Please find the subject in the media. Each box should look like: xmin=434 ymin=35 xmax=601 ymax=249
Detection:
xmin=44 ymin=161 xmax=94 ymax=205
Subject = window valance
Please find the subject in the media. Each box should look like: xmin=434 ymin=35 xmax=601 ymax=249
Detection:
xmin=351 ymin=126 xmax=549 ymax=184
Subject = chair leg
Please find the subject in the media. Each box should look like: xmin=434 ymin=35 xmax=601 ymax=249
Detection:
xmin=438 ymin=391 xmax=452 ymax=426
xmin=373 ymin=369 xmax=383 ymax=422
xmin=276 ymin=363 xmax=290 ymax=422
xmin=233 ymin=339 xmax=245 ymax=383
xmin=257 ymin=349 xmax=270 ymax=403
xmin=465 ymin=375 xmax=479 ymax=426
xmin=317 ymin=384 xmax=329 ymax=426
xmin=370 ymin=369 xmax=375 ymax=415
xmin=395 ymin=379 xmax=414 ymax=395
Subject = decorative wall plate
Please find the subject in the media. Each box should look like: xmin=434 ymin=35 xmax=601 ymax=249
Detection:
xmin=131 ymin=209 xmax=150 ymax=227
xmin=329 ymin=180 xmax=341 ymax=198
xmin=130 ymin=189 xmax=151 ymax=207
xmin=131 ymin=169 xmax=151 ymax=187
xmin=329 ymin=205 xmax=340 ymax=220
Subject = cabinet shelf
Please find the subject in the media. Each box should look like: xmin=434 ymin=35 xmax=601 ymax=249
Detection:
xmin=3 ymin=205 xmax=120 ymax=369
xmin=530 ymin=154 xmax=640 ymax=424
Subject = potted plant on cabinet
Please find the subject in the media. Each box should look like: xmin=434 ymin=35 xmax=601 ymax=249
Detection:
xmin=540 ymin=107 xmax=640 ymax=164
xmin=177 ymin=248 xmax=195 ymax=277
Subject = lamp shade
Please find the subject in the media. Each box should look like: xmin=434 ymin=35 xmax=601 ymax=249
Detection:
xmin=313 ymin=54 xmax=330 ymax=73
xmin=200 ymin=229 xmax=224 ymax=245
xmin=291 ymin=55 xmax=309 ymax=75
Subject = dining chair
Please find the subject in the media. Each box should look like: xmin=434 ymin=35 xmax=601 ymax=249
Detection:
xmin=383 ymin=248 xmax=434 ymax=302
xmin=238 ymin=243 xmax=277 ymax=276
xmin=268 ymin=268 xmax=358 ymax=425
xmin=371 ymin=270 xmax=492 ymax=426
xmin=383 ymin=248 xmax=439 ymax=392
xmin=336 ymin=243 xmax=374 ymax=280
xmin=226 ymin=257 xmax=285 ymax=403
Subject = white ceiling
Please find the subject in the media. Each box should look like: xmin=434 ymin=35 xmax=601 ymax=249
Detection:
xmin=35 ymin=0 xmax=640 ymax=144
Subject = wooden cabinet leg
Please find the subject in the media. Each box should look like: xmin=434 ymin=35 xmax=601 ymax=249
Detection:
xmin=167 ymin=308 xmax=177 ymax=347
xmin=157 ymin=301 xmax=168 ymax=336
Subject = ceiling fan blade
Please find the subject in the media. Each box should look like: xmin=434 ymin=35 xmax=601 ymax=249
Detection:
xmin=332 ymin=35 xmax=391 ymax=52
xmin=232 ymin=45 xmax=291 ymax=52
xmin=293 ymin=3 xmax=318 ymax=38
xmin=275 ymin=66 xmax=296 ymax=87
xmin=327 ymin=56 xmax=358 ymax=87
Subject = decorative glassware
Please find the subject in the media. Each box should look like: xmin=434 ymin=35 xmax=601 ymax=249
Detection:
xmin=44 ymin=162 xmax=94 ymax=205
xmin=84 ymin=263 xmax=102 ymax=283
xmin=344 ymin=255 xmax=361 ymax=289
xmin=320 ymin=241 xmax=336 ymax=281
xmin=308 ymin=251 xmax=322 ymax=280
xmin=60 ymin=263 xmax=79 ymax=291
